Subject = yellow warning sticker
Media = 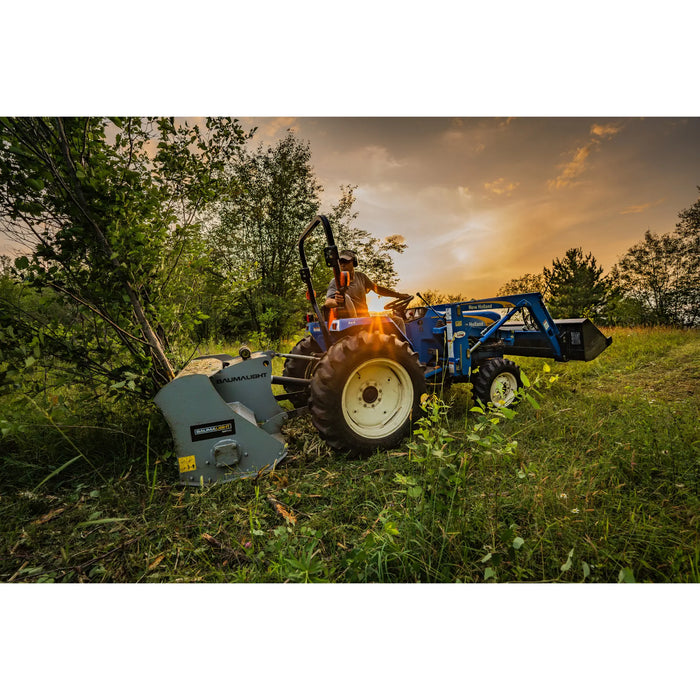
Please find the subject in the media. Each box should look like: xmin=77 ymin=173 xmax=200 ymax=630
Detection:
xmin=178 ymin=455 xmax=197 ymax=473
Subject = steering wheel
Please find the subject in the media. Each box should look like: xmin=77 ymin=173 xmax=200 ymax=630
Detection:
xmin=383 ymin=295 xmax=414 ymax=312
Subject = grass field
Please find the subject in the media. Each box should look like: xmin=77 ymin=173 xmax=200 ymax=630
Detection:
xmin=1 ymin=327 xmax=699 ymax=583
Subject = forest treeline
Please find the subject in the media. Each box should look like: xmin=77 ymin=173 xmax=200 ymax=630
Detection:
xmin=0 ymin=117 xmax=698 ymax=401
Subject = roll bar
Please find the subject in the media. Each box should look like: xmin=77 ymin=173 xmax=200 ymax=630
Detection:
xmin=297 ymin=215 xmax=340 ymax=347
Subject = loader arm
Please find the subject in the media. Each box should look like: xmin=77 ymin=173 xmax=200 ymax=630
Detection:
xmin=468 ymin=294 xmax=564 ymax=360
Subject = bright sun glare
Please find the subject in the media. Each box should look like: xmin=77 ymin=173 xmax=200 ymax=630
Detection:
xmin=366 ymin=291 xmax=386 ymax=314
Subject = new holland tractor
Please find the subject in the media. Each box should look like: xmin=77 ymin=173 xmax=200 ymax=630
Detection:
xmin=155 ymin=215 xmax=612 ymax=485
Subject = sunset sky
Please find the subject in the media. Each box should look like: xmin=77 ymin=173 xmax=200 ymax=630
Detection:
xmin=239 ymin=117 xmax=700 ymax=299
xmin=2 ymin=117 xmax=697 ymax=302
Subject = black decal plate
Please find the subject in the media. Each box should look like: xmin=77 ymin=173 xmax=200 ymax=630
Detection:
xmin=190 ymin=419 xmax=235 ymax=442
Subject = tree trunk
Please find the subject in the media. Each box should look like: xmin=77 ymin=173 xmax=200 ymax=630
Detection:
xmin=125 ymin=284 xmax=175 ymax=386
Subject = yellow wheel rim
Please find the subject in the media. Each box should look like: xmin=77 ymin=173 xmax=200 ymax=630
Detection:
xmin=341 ymin=358 xmax=413 ymax=439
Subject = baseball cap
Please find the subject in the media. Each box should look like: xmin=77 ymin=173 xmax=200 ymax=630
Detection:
xmin=339 ymin=249 xmax=357 ymax=263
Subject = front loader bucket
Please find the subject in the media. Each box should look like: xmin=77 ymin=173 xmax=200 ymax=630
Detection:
xmin=154 ymin=351 xmax=287 ymax=486
xmin=555 ymin=318 xmax=613 ymax=361
xmin=505 ymin=318 xmax=612 ymax=362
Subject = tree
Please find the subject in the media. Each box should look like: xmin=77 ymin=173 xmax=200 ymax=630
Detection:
xmin=207 ymin=132 xmax=323 ymax=340
xmin=609 ymin=190 xmax=700 ymax=327
xmin=0 ymin=117 xmax=248 ymax=395
xmin=497 ymin=272 xmax=547 ymax=297
xmin=676 ymin=187 xmax=700 ymax=240
xmin=612 ymin=230 xmax=698 ymax=327
xmin=302 ymin=185 xmax=408 ymax=314
xmin=604 ymin=265 xmax=648 ymax=326
xmin=208 ymin=138 xmax=408 ymax=339
xmin=323 ymin=185 xmax=407 ymax=289
xmin=543 ymin=248 xmax=609 ymax=320
xmin=672 ymin=187 xmax=700 ymax=324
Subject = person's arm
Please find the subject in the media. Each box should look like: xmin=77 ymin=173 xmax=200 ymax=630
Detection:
xmin=324 ymin=279 xmax=343 ymax=308
xmin=325 ymin=294 xmax=345 ymax=308
xmin=359 ymin=270 xmax=407 ymax=298
xmin=371 ymin=280 xmax=410 ymax=299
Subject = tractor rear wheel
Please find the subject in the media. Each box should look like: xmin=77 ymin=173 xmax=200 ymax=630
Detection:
xmin=309 ymin=330 xmax=426 ymax=455
xmin=471 ymin=358 xmax=523 ymax=408
xmin=282 ymin=335 xmax=321 ymax=408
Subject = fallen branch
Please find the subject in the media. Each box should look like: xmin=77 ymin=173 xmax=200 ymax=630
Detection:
xmin=201 ymin=533 xmax=251 ymax=565
xmin=31 ymin=507 xmax=67 ymax=526
xmin=266 ymin=495 xmax=298 ymax=525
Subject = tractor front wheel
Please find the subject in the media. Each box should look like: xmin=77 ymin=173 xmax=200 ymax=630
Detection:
xmin=471 ymin=358 xmax=523 ymax=408
xmin=309 ymin=331 xmax=426 ymax=455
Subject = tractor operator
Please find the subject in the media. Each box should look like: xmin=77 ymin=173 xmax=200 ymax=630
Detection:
xmin=323 ymin=249 xmax=410 ymax=317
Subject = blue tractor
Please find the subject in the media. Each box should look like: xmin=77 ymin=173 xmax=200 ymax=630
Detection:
xmin=281 ymin=215 xmax=612 ymax=455
xmin=156 ymin=214 xmax=612 ymax=485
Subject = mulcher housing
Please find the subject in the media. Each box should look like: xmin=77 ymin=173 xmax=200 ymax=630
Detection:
xmin=154 ymin=352 xmax=287 ymax=486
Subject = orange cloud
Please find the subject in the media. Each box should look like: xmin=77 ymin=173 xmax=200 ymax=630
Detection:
xmin=590 ymin=123 xmax=622 ymax=139
xmin=484 ymin=177 xmax=519 ymax=196
xmin=591 ymin=124 xmax=622 ymax=138
xmin=620 ymin=198 xmax=665 ymax=215
xmin=549 ymin=122 xmax=623 ymax=190
xmin=548 ymin=145 xmax=593 ymax=189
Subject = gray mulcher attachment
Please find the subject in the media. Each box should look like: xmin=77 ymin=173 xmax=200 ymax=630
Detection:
xmin=154 ymin=351 xmax=287 ymax=486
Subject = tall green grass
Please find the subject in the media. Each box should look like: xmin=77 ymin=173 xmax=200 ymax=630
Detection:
xmin=1 ymin=327 xmax=698 ymax=582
